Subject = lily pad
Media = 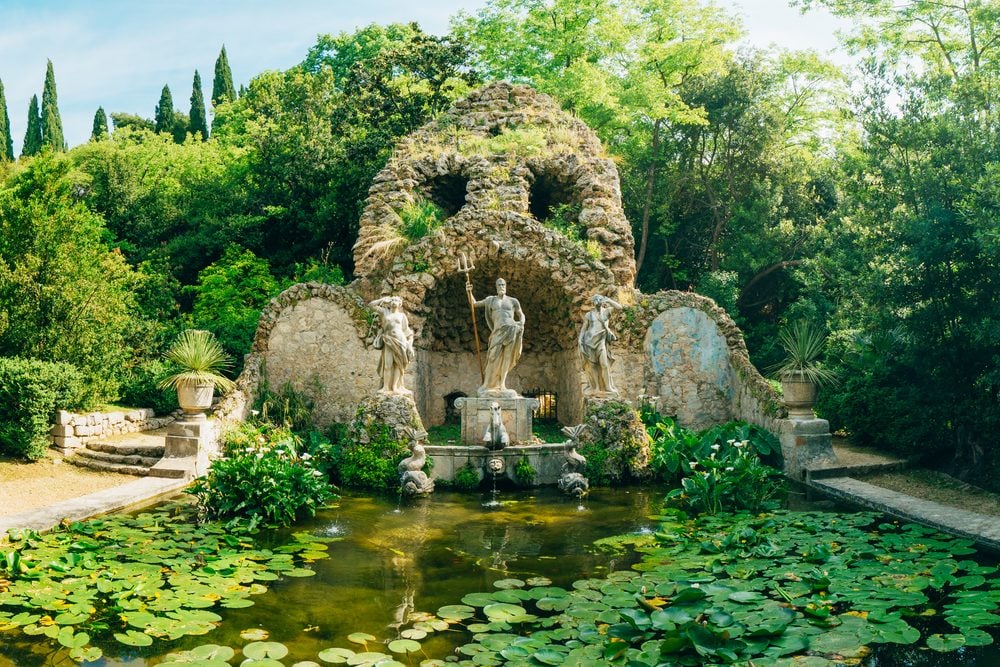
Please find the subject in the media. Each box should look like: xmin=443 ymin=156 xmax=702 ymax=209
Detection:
xmin=388 ymin=638 xmax=421 ymax=653
xmin=318 ymin=647 xmax=356 ymax=663
xmin=243 ymin=641 xmax=289 ymax=659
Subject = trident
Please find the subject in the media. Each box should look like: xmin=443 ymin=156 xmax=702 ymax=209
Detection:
xmin=457 ymin=252 xmax=484 ymax=382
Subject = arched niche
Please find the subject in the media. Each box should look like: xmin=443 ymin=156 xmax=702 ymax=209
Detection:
xmin=411 ymin=252 xmax=585 ymax=428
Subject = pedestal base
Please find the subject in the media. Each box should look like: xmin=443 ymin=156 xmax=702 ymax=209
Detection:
xmin=778 ymin=418 xmax=837 ymax=480
xmin=150 ymin=419 xmax=217 ymax=480
xmin=455 ymin=396 xmax=539 ymax=446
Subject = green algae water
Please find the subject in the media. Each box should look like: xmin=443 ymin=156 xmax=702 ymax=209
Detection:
xmin=1 ymin=489 xmax=999 ymax=666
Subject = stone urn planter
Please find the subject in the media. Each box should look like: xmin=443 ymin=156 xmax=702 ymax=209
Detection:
xmin=780 ymin=371 xmax=818 ymax=420
xmin=176 ymin=381 xmax=216 ymax=419
xmin=158 ymin=330 xmax=236 ymax=420
xmin=769 ymin=322 xmax=838 ymax=422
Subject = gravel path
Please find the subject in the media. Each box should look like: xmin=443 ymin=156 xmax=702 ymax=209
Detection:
xmin=0 ymin=457 xmax=135 ymax=518
xmin=860 ymin=468 xmax=1000 ymax=517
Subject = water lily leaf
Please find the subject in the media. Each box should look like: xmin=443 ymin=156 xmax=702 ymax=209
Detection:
xmin=960 ymin=628 xmax=994 ymax=647
xmin=436 ymin=605 xmax=475 ymax=621
xmin=69 ymin=645 xmax=102 ymax=662
xmin=462 ymin=592 xmax=498 ymax=607
xmin=223 ymin=598 xmax=256 ymax=609
xmin=483 ymin=603 xmax=527 ymax=622
xmin=241 ymin=660 xmax=285 ymax=667
xmin=293 ymin=662 xmax=322 ymax=667
xmin=728 ymin=590 xmax=765 ymax=603
xmin=532 ymin=648 xmax=566 ymax=664
xmin=388 ymin=638 xmax=421 ymax=653
xmin=401 ymin=628 xmax=427 ymax=640
xmin=56 ymin=626 xmax=89 ymax=648
xmin=115 ymin=629 xmax=153 ymax=646
xmin=317 ymin=647 xmax=356 ymax=663
xmin=241 ymin=628 xmax=270 ymax=641
xmin=526 ymin=577 xmax=552 ymax=587
xmin=418 ymin=661 xmax=447 ymax=667
xmin=243 ymin=641 xmax=289 ymax=659
xmin=493 ymin=578 xmax=525 ymax=589
xmin=927 ymin=633 xmax=966 ymax=652
xmin=345 ymin=651 xmax=390 ymax=665
xmin=286 ymin=568 xmax=316 ymax=577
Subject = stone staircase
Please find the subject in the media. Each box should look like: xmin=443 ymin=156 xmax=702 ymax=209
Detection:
xmin=68 ymin=429 xmax=185 ymax=479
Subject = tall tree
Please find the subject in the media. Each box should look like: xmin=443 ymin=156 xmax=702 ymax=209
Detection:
xmin=0 ymin=78 xmax=12 ymax=161
xmin=155 ymin=85 xmax=175 ymax=134
xmin=41 ymin=59 xmax=65 ymax=151
xmin=22 ymin=95 xmax=42 ymax=157
xmin=212 ymin=45 xmax=236 ymax=107
xmin=188 ymin=70 xmax=208 ymax=140
xmin=91 ymin=107 xmax=109 ymax=141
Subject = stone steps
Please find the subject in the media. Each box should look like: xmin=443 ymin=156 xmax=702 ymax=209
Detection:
xmin=67 ymin=430 xmax=169 ymax=477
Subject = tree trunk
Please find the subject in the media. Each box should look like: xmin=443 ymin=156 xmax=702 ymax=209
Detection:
xmin=636 ymin=118 xmax=662 ymax=276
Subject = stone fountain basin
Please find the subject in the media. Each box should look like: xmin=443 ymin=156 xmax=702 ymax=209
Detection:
xmin=425 ymin=442 xmax=570 ymax=485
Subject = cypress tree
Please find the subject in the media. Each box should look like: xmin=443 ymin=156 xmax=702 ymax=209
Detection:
xmin=212 ymin=45 xmax=236 ymax=107
xmin=91 ymin=107 xmax=109 ymax=141
xmin=41 ymin=59 xmax=66 ymax=151
xmin=22 ymin=95 xmax=42 ymax=157
xmin=155 ymin=85 xmax=175 ymax=134
xmin=0 ymin=78 xmax=13 ymax=162
xmin=188 ymin=70 xmax=208 ymax=141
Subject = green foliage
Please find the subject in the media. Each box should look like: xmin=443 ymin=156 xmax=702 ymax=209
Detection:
xmin=769 ymin=321 xmax=838 ymax=386
xmin=109 ymin=112 xmax=154 ymax=133
xmin=578 ymin=399 xmax=651 ymax=485
xmin=188 ymin=70 xmax=208 ymax=140
xmin=513 ymin=456 xmax=536 ymax=485
xmin=255 ymin=380 xmax=318 ymax=434
xmin=451 ymin=462 xmax=482 ymax=491
xmin=0 ymin=78 xmax=12 ymax=161
xmin=117 ymin=358 xmax=178 ymax=415
xmin=336 ymin=418 xmax=410 ymax=491
xmin=21 ymin=95 xmax=41 ymax=157
xmin=0 ymin=153 xmax=142 ymax=401
xmin=666 ymin=438 xmax=786 ymax=514
xmin=190 ymin=421 xmax=336 ymax=526
xmin=0 ymin=357 xmax=86 ymax=459
xmin=398 ymin=198 xmax=445 ymax=241
xmin=212 ymin=45 xmax=237 ymax=108
xmin=90 ymin=106 xmax=108 ymax=141
xmin=158 ymin=329 xmax=235 ymax=393
xmin=154 ymin=84 xmax=175 ymax=134
xmin=41 ymin=60 xmax=65 ymax=152
xmin=188 ymin=245 xmax=283 ymax=360
xmin=0 ymin=501 xmax=336 ymax=660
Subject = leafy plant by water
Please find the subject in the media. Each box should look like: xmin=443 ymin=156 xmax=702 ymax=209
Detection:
xmin=189 ymin=421 xmax=337 ymax=527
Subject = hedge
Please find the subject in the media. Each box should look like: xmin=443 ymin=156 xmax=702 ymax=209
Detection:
xmin=0 ymin=357 xmax=87 ymax=460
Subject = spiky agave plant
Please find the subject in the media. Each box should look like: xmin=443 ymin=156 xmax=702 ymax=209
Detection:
xmin=769 ymin=322 xmax=839 ymax=387
xmin=157 ymin=329 xmax=237 ymax=393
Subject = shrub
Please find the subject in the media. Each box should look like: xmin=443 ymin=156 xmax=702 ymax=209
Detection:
xmin=116 ymin=358 xmax=178 ymax=415
xmin=513 ymin=456 xmax=536 ymax=485
xmin=452 ymin=462 xmax=482 ymax=491
xmin=335 ymin=422 xmax=409 ymax=491
xmin=0 ymin=357 xmax=87 ymax=459
xmin=666 ymin=438 xmax=786 ymax=515
xmin=577 ymin=399 xmax=652 ymax=484
xmin=255 ymin=380 xmax=318 ymax=434
xmin=188 ymin=422 xmax=336 ymax=527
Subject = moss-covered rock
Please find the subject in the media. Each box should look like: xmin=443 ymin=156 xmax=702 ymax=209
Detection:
xmin=577 ymin=397 xmax=651 ymax=485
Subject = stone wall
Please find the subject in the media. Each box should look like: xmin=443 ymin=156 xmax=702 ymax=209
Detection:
xmin=225 ymin=282 xmax=378 ymax=428
xmin=50 ymin=408 xmax=174 ymax=454
xmin=612 ymin=290 xmax=785 ymax=431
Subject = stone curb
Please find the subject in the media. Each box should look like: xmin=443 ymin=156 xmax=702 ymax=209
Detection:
xmin=810 ymin=476 xmax=1000 ymax=553
xmin=0 ymin=477 xmax=190 ymax=540
xmin=806 ymin=460 xmax=911 ymax=481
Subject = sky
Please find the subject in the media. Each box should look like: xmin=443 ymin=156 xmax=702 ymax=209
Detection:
xmin=0 ymin=0 xmax=852 ymax=154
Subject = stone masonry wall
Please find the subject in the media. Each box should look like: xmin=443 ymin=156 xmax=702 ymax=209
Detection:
xmin=613 ymin=290 xmax=785 ymax=431
xmin=222 ymin=283 xmax=378 ymax=428
xmin=50 ymin=408 xmax=175 ymax=454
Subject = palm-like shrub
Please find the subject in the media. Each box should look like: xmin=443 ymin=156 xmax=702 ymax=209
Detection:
xmin=157 ymin=329 xmax=236 ymax=392
xmin=769 ymin=322 xmax=838 ymax=386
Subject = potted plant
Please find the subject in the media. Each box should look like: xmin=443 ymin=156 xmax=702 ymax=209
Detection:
xmin=158 ymin=330 xmax=236 ymax=418
xmin=769 ymin=322 xmax=838 ymax=420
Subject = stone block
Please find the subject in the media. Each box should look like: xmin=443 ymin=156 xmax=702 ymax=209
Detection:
xmin=107 ymin=412 xmax=125 ymax=424
xmin=74 ymin=424 xmax=94 ymax=437
xmin=52 ymin=435 xmax=82 ymax=449
xmin=50 ymin=424 xmax=73 ymax=437
xmin=55 ymin=410 xmax=73 ymax=425
xmin=778 ymin=418 xmax=836 ymax=480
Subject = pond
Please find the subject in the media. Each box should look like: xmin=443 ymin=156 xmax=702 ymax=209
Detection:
xmin=0 ymin=488 xmax=998 ymax=666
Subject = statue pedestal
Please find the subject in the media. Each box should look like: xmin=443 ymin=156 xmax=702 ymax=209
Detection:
xmin=455 ymin=396 xmax=539 ymax=446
